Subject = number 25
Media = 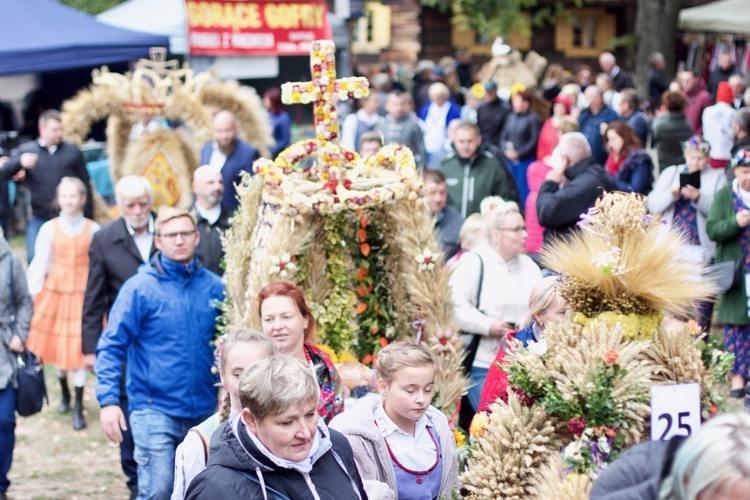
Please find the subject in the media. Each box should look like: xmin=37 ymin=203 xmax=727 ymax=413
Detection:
xmin=658 ymin=411 xmax=692 ymax=440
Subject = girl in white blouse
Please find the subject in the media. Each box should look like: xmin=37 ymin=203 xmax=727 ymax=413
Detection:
xmin=26 ymin=177 xmax=100 ymax=430
xmin=330 ymin=342 xmax=459 ymax=500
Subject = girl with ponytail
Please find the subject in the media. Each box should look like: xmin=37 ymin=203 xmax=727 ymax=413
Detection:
xmin=172 ymin=329 xmax=273 ymax=499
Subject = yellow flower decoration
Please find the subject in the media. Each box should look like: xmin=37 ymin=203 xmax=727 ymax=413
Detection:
xmin=315 ymin=343 xmax=339 ymax=364
xmin=469 ymin=411 xmax=490 ymax=438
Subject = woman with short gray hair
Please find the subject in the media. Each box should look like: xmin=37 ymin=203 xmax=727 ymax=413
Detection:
xmin=185 ymin=355 xmax=367 ymax=500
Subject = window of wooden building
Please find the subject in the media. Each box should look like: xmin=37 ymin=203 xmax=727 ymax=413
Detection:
xmin=555 ymin=8 xmax=616 ymax=58
xmin=351 ymin=2 xmax=392 ymax=54
xmin=451 ymin=18 xmax=531 ymax=55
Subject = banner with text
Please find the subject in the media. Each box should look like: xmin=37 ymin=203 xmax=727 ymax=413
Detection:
xmin=185 ymin=0 xmax=332 ymax=56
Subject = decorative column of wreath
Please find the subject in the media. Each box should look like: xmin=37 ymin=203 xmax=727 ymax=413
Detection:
xmin=221 ymin=40 xmax=469 ymax=418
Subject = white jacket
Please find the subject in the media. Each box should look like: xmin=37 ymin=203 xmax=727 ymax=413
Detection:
xmin=449 ymin=243 xmax=542 ymax=368
xmin=647 ymin=165 xmax=727 ymax=261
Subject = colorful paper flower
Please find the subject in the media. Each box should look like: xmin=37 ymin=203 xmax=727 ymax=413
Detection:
xmin=469 ymin=411 xmax=490 ymax=438
xmin=269 ymin=253 xmax=297 ymax=278
xmin=428 ymin=328 xmax=459 ymax=353
xmin=526 ymin=338 xmax=548 ymax=357
xmin=415 ymin=248 xmax=438 ymax=271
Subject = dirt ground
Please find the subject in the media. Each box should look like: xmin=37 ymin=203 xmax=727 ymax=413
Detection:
xmin=7 ymin=367 xmax=131 ymax=500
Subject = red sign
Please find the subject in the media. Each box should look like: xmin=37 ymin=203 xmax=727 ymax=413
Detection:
xmin=185 ymin=0 xmax=332 ymax=56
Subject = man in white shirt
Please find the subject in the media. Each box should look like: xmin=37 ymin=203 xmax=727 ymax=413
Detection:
xmin=703 ymin=81 xmax=738 ymax=170
xmin=191 ymin=165 xmax=231 ymax=276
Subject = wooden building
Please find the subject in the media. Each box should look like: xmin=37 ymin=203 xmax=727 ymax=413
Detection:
xmin=348 ymin=0 xmax=638 ymax=76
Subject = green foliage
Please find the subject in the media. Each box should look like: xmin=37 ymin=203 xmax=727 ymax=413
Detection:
xmin=420 ymin=0 xmax=580 ymax=39
xmin=59 ymin=0 xmax=125 ymax=15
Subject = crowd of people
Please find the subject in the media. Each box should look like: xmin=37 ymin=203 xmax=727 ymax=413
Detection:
xmin=0 ymin=45 xmax=750 ymax=500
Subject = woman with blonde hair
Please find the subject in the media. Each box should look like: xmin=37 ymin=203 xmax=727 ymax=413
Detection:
xmin=478 ymin=276 xmax=569 ymax=410
xmin=172 ymin=329 xmax=273 ymax=499
xmin=186 ymin=355 xmax=367 ymax=499
xmin=329 ymin=342 xmax=459 ymax=500
xmin=450 ymin=200 xmax=542 ymax=415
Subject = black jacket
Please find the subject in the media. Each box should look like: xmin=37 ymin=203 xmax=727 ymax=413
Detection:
xmin=477 ymin=98 xmax=510 ymax=147
xmin=591 ymin=437 xmax=686 ymax=500
xmin=500 ymin=111 xmax=542 ymax=160
xmin=81 ymin=217 xmax=156 ymax=354
xmin=193 ymin=204 xmax=231 ymax=276
xmin=536 ymin=156 xmax=617 ymax=244
xmin=2 ymin=140 xmax=92 ymax=220
xmin=708 ymin=64 xmax=738 ymax=98
xmin=186 ymin=418 xmax=368 ymax=500
xmin=612 ymin=68 xmax=635 ymax=92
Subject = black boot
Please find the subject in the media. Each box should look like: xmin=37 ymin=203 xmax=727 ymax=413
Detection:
xmin=73 ymin=386 xmax=87 ymax=430
xmin=58 ymin=377 xmax=71 ymax=413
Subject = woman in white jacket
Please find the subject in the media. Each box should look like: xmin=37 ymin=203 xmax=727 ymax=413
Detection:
xmin=449 ymin=200 xmax=542 ymax=412
xmin=329 ymin=342 xmax=459 ymax=500
xmin=647 ymin=136 xmax=727 ymax=329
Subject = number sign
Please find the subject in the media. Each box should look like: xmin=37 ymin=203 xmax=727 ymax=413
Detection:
xmin=650 ymin=383 xmax=701 ymax=441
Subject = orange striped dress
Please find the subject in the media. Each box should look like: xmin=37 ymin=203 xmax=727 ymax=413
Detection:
xmin=26 ymin=218 xmax=93 ymax=370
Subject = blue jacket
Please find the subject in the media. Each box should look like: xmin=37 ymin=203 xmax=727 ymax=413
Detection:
xmin=418 ymin=100 xmax=461 ymax=127
xmin=200 ymin=140 xmax=259 ymax=211
xmin=268 ymin=110 xmax=291 ymax=158
xmin=579 ymin=106 xmax=619 ymax=164
xmin=95 ymin=253 xmax=225 ymax=419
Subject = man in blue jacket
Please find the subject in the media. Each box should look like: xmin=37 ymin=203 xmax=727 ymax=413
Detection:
xmin=199 ymin=111 xmax=259 ymax=212
xmin=95 ymin=207 xmax=225 ymax=500
xmin=579 ymin=86 xmax=619 ymax=165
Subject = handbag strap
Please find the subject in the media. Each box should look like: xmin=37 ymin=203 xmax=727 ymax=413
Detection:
xmin=474 ymin=252 xmax=484 ymax=311
xmin=9 ymin=252 xmax=15 ymax=325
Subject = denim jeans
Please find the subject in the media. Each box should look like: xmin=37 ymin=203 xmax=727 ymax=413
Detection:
xmin=467 ymin=366 xmax=489 ymax=412
xmin=120 ymin=397 xmax=138 ymax=494
xmin=25 ymin=215 xmax=47 ymax=263
xmin=129 ymin=408 xmax=212 ymax=500
xmin=0 ymin=385 xmax=17 ymax=492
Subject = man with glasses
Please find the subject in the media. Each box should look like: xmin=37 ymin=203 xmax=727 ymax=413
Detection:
xmin=95 ymin=207 xmax=224 ymax=500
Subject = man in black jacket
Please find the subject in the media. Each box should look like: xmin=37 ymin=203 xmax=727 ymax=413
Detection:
xmin=1 ymin=110 xmax=92 ymax=262
xmin=536 ymin=132 xmax=617 ymax=245
xmin=81 ymin=175 xmax=156 ymax=500
xmin=191 ymin=165 xmax=231 ymax=276
xmin=476 ymin=81 xmax=509 ymax=147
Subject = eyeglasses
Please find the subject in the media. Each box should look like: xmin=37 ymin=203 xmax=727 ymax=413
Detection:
xmin=499 ymin=226 xmax=527 ymax=233
xmin=157 ymin=230 xmax=197 ymax=241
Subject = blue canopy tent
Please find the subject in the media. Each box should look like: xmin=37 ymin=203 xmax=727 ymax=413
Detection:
xmin=0 ymin=0 xmax=169 ymax=76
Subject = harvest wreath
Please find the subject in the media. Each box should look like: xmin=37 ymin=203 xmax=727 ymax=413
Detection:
xmin=221 ymin=40 xmax=468 ymax=418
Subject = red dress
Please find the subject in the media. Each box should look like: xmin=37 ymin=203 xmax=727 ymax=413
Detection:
xmin=27 ymin=219 xmax=93 ymax=370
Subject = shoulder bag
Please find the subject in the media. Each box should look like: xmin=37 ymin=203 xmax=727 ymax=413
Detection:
xmin=8 ymin=255 xmax=47 ymax=417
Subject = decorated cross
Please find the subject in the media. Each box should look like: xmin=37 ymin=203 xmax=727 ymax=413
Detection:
xmin=281 ymin=40 xmax=370 ymax=178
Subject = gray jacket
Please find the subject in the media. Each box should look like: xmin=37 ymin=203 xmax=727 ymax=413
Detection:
xmin=377 ymin=115 xmax=427 ymax=168
xmin=0 ymin=237 xmax=33 ymax=390
xmin=329 ymin=394 xmax=459 ymax=500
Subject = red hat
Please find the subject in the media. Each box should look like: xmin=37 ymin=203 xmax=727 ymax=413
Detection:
xmin=552 ymin=95 xmax=572 ymax=114
xmin=717 ymin=81 xmax=733 ymax=104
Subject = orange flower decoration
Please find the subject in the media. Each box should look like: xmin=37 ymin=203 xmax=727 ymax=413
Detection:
xmin=604 ymin=349 xmax=619 ymax=364
xmin=469 ymin=411 xmax=490 ymax=438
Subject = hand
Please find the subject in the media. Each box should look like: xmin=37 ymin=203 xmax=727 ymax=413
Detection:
xmin=100 ymin=405 xmax=127 ymax=444
xmin=8 ymin=334 xmax=23 ymax=353
xmin=84 ymin=353 xmax=96 ymax=372
xmin=670 ymin=184 xmax=680 ymax=198
xmin=599 ymin=122 xmax=609 ymax=136
xmin=0 ymin=156 xmax=7 ymax=166
xmin=488 ymin=320 xmax=515 ymax=338
xmin=736 ymin=209 xmax=750 ymax=228
xmin=680 ymin=185 xmax=700 ymax=202
xmin=12 ymin=169 xmax=25 ymax=182
xmin=504 ymin=149 xmax=519 ymax=162
xmin=20 ymin=153 xmax=38 ymax=169
xmin=545 ymin=168 xmax=565 ymax=183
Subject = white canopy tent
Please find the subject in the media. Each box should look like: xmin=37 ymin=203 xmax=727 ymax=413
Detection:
xmin=678 ymin=0 xmax=750 ymax=34
xmin=97 ymin=0 xmax=351 ymax=79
